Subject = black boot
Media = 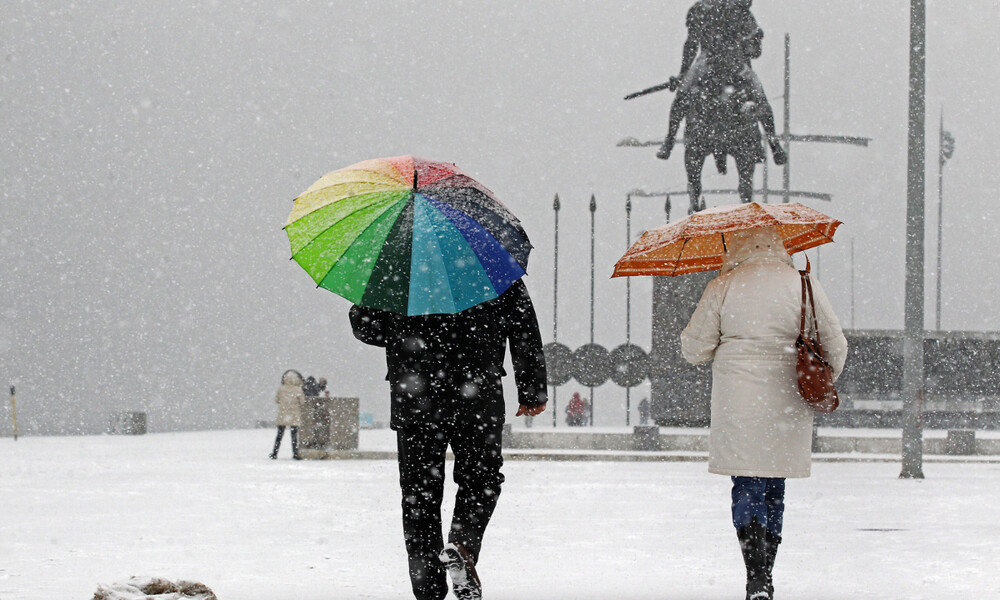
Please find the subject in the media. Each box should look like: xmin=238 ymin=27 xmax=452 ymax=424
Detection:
xmin=764 ymin=531 xmax=781 ymax=598
xmin=737 ymin=519 xmax=770 ymax=600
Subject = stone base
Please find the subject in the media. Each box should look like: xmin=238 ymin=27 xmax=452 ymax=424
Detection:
xmin=299 ymin=397 xmax=359 ymax=457
xmin=109 ymin=412 xmax=147 ymax=435
xmin=946 ymin=430 xmax=977 ymax=455
xmin=633 ymin=425 xmax=661 ymax=451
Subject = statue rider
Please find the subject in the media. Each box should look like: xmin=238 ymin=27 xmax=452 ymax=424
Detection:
xmin=656 ymin=0 xmax=787 ymax=166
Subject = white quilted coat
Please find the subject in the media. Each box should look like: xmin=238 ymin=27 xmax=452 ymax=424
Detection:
xmin=275 ymin=370 xmax=305 ymax=427
xmin=681 ymin=227 xmax=848 ymax=478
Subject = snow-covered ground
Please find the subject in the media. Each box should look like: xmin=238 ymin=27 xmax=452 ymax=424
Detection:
xmin=2 ymin=429 xmax=997 ymax=599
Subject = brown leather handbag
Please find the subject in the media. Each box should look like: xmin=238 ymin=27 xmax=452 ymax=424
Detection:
xmin=796 ymin=261 xmax=839 ymax=413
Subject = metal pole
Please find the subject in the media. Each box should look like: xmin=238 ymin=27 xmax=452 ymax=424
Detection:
xmin=589 ymin=194 xmax=596 ymax=426
xmin=552 ymin=194 xmax=560 ymax=427
xmin=901 ymin=0 xmax=926 ymax=479
xmin=783 ymin=33 xmax=791 ymax=203
xmin=936 ymin=108 xmax=944 ymax=331
xmin=625 ymin=195 xmax=632 ymax=427
xmin=648 ymin=195 xmax=679 ymax=428
xmin=10 ymin=385 xmax=17 ymax=441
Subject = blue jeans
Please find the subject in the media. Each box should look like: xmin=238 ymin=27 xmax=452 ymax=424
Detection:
xmin=731 ymin=476 xmax=785 ymax=536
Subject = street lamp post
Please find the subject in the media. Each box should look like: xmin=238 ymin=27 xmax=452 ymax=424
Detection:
xmin=900 ymin=0 xmax=926 ymax=480
xmin=552 ymin=194 xmax=560 ymax=427
xmin=589 ymin=194 xmax=597 ymax=426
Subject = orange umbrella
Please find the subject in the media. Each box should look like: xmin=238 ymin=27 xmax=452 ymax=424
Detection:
xmin=612 ymin=202 xmax=841 ymax=277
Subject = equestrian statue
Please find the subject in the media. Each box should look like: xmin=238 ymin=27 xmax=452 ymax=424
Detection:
xmin=626 ymin=0 xmax=787 ymax=214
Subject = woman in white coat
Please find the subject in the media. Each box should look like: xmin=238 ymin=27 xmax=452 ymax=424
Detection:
xmin=270 ymin=369 xmax=305 ymax=460
xmin=681 ymin=226 xmax=847 ymax=600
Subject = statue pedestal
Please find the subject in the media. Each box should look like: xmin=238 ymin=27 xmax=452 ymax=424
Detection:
xmin=109 ymin=411 xmax=147 ymax=435
xmin=650 ymin=273 xmax=714 ymax=427
xmin=632 ymin=425 xmax=661 ymax=451
xmin=299 ymin=397 xmax=359 ymax=458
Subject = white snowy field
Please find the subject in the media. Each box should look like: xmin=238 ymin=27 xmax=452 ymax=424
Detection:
xmin=1 ymin=430 xmax=997 ymax=600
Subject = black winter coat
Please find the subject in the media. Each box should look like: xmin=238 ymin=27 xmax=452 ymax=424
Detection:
xmin=350 ymin=279 xmax=547 ymax=430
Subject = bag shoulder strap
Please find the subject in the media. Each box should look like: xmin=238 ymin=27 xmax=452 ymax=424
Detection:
xmin=798 ymin=256 xmax=823 ymax=347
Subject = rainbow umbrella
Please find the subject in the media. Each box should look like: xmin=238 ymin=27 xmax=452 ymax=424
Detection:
xmin=285 ymin=155 xmax=531 ymax=315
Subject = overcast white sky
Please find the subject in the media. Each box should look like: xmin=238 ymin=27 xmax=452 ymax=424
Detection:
xmin=2 ymin=1 xmax=998 ymax=433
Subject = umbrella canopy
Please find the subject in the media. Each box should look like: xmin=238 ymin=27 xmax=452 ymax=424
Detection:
xmin=612 ymin=202 xmax=841 ymax=277
xmin=285 ymin=155 xmax=531 ymax=315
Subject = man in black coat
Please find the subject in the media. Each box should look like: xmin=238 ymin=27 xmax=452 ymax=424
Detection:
xmin=350 ymin=278 xmax=547 ymax=600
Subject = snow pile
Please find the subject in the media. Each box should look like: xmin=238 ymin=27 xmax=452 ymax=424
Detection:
xmin=92 ymin=576 xmax=217 ymax=600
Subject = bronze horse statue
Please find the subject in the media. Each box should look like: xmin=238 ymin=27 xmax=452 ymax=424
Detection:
xmin=680 ymin=70 xmax=783 ymax=214
xmin=629 ymin=0 xmax=787 ymax=214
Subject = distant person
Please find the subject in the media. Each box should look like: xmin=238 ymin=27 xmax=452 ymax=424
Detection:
xmin=317 ymin=377 xmax=329 ymax=397
xmin=638 ymin=397 xmax=651 ymax=426
xmin=303 ymin=375 xmax=320 ymax=398
xmin=565 ymin=392 xmax=587 ymax=426
xmin=680 ymin=227 xmax=847 ymax=600
xmin=350 ymin=279 xmax=547 ymax=600
xmin=270 ymin=370 xmax=305 ymax=460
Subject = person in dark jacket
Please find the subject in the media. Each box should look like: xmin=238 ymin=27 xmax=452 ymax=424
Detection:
xmin=302 ymin=375 xmax=320 ymax=398
xmin=350 ymin=278 xmax=547 ymax=600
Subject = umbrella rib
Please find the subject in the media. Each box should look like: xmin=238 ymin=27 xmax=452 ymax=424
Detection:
xmin=313 ymin=195 xmax=411 ymax=288
xmin=291 ymin=193 xmax=404 ymax=260
xmin=673 ymin=237 xmax=690 ymax=277
xmin=415 ymin=194 xmax=461 ymax=314
xmin=427 ymin=194 xmax=514 ymax=298
xmin=421 ymin=182 xmax=520 ymax=225
xmin=286 ymin=175 xmax=401 ymax=225
xmin=418 ymin=186 xmax=531 ymax=268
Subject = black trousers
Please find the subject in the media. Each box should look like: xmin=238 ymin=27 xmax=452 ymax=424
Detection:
xmin=271 ymin=425 xmax=299 ymax=457
xmin=395 ymin=417 xmax=504 ymax=600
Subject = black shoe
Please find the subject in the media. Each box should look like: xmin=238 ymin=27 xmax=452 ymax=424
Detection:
xmin=737 ymin=519 xmax=771 ymax=600
xmin=656 ymin=138 xmax=674 ymax=161
xmin=439 ymin=543 xmax=481 ymax=600
xmin=292 ymin=454 xmax=302 ymax=460
xmin=268 ymin=453 xmax=277 ymax=459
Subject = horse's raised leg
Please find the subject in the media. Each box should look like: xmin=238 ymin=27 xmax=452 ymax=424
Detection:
xmin=735 ymin=154 xmax=756 ymax=204
xmin=685 ymin=146 xmax=707 ymax=214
